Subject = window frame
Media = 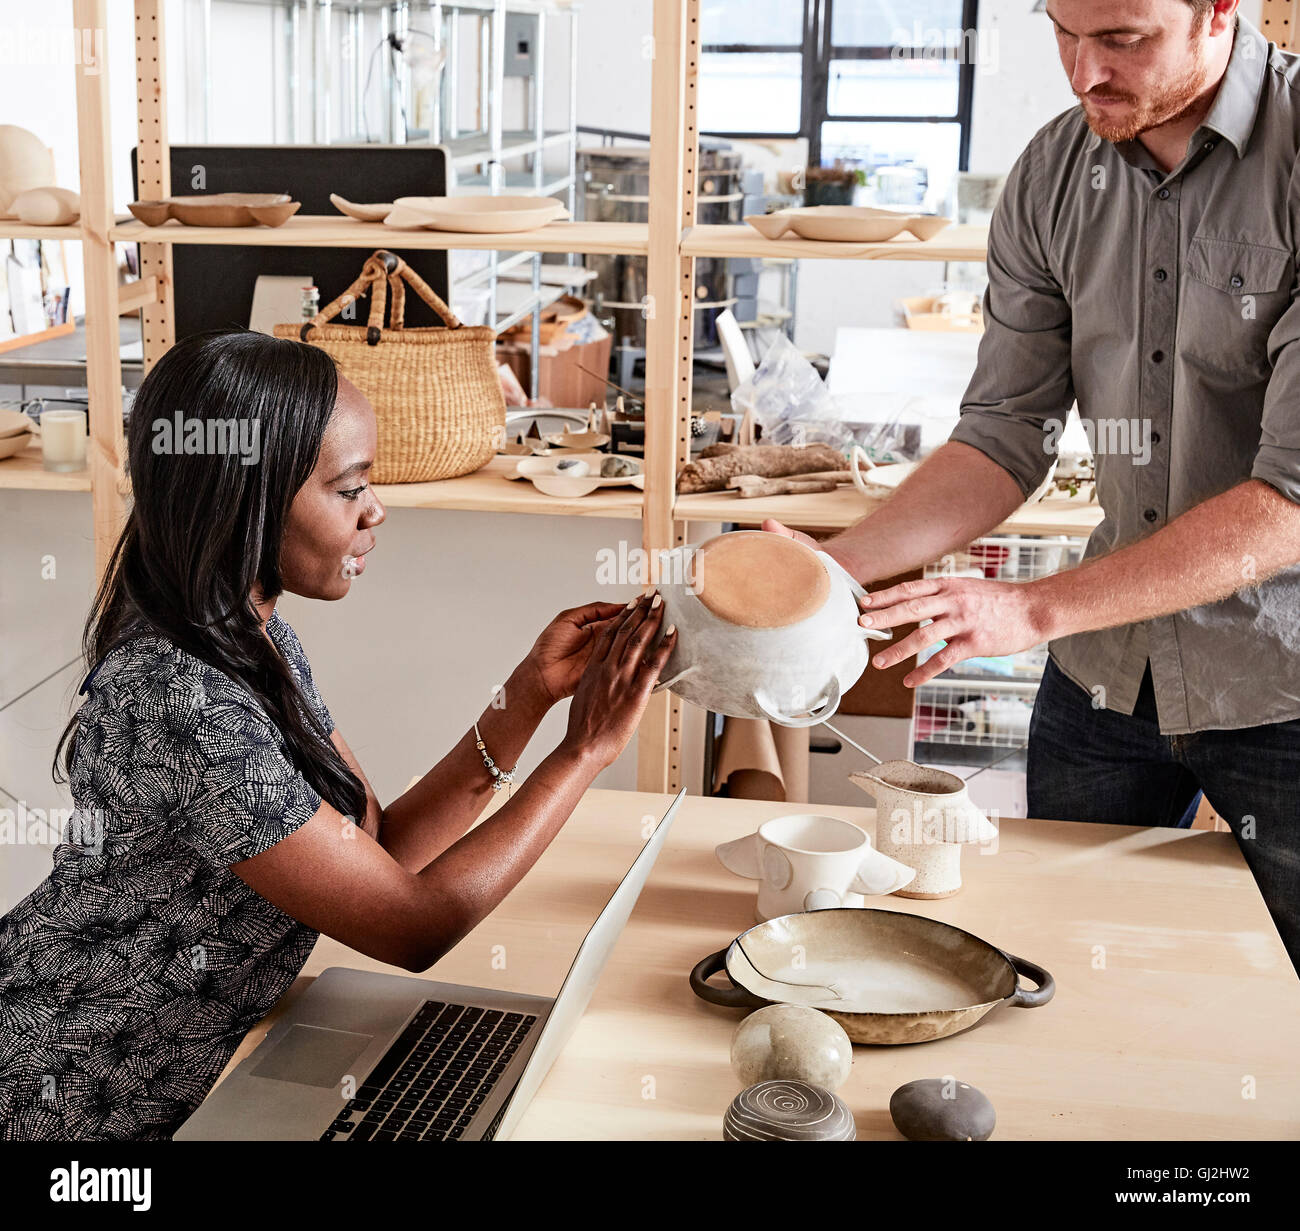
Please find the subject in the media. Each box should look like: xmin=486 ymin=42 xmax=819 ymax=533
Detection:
xmin=699 ymin=0 xmax=978 ymax=171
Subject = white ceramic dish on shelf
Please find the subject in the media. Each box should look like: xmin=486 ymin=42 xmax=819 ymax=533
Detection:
xmin=0 ymin=408 xmax=34 ymax=459
xmin=0 ymin=432 xmax=33 ymax=460
xmin=506 ymin=452 xmax=644 ymax=498
xmin=384 ymin=195 xmax=570 ymax=233
xmin=850 ymin=446 xmax=1088 ymax=506
xmin=744 ymin=206 xmax=951 ymax=244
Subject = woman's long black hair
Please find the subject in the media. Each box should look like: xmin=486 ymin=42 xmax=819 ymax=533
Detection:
xmin=52 ymin=328 xmax=367 ymax=823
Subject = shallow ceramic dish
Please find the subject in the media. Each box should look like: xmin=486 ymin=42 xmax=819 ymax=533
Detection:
xmin=850 ymin=448 xmax=917 ymax=500
xmin=851 ymin=446 xmax=1069 ymax=506
xmin=745 ymin=206 xmax=951 ymax=244
xmin=128 ymin=193 xmax=300 ymax=227
xmin=384 ymin=195 xmax=569 ymax=233
xmin=689 ymin=908 xmax=1055 ymax=1045
xmin=329 ymin=193 xmax=393 ymax=222
xmin=508 ymin=452 xmax=644 ymax=497
xmin=0 ymin=429 xmax=33 ymax=460
xmin=542 ymin=429 xmax=610 ymax=451
xmin=0 ymin=408 xmax=34 ymax=438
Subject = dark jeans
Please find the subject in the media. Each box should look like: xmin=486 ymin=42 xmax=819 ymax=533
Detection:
xmin=1027 ymin=656 xmax=1300 ymax=977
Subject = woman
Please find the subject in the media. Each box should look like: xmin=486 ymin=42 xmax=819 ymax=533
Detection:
xmin=0 ymin=329 xmax=674 ymax=1141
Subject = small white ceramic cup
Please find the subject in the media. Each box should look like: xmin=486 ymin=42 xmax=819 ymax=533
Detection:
xmin=716 ymin=813 xmax=915 ymax=923
xmin=40 ymin=409 xmax=88 ymax=473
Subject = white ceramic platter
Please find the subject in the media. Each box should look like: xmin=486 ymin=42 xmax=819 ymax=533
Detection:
xmin=0 ymin=430 xmax=34 ymax=460
xmin=384 ymin=195 xmax=570 ymax=233
xmin=0 ymin=408 xmax=34 ymax=438
xmin=745 ymin=206 xmax=951 ymax=244
xmin=507 ymin=452 xmax=644 ymax=498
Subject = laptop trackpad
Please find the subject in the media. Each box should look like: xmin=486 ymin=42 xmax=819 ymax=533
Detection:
xmin=251 ymin=1024 xmax=374 ymax=1088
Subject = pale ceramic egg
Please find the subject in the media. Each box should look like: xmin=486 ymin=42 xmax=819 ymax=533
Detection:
xmin=730 ymin=1003 xmax=853 ymax=1091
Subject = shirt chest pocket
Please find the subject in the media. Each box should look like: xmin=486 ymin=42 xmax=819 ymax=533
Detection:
xmin=1180 ymin=237 xmax=1293 ymax=377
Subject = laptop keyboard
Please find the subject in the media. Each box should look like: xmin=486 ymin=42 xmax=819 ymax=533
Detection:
xmin=320 ymin=1001 xmax=537 ymax=1141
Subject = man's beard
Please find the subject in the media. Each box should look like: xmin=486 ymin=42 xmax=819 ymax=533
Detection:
xmin=1076 ymin=56 xmax=1210 ymax=143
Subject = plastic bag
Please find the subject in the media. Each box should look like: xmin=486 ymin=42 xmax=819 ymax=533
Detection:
xmin=731 ymin=334 xmax=855 ymax=452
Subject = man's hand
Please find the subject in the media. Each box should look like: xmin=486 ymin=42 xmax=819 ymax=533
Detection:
xmin=859 ymin=576 xmax=1052 ymax=688
xmin=761 ymin=517 xmax=821 ymax=551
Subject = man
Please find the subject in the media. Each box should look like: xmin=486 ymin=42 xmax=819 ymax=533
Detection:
xmin=768 ymin=0 xmax=1300 ymax=973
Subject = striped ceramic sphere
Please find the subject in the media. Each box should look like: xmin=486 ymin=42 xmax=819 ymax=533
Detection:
xmin=723 ymin=1080 xmax=856 ymax=1141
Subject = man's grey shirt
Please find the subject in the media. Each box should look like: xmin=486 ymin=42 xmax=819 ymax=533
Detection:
xmin=951 ymin=14 xmax=1300 ymax=734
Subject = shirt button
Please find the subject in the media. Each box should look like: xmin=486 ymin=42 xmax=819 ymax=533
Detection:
xmin=1152 ymin=350 xmax=1165 ymax=363
xmin=1230 ymin=274 xmax=1244 ymax=289
xmin=1157 ymin=188 xmax=1171 ymax=200
xmin=1144 ymin=508 xmax=1159 ymax=523
xmin=1154 ymin=268 xmax=1168 ymax=282
xmin=1151 ymin=431 xmax=1162 ymax=445
xmin=1203 ymin=140 xmax=1216 ymax=150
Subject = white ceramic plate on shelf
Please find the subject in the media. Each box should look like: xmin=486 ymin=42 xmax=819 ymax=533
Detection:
xmin=745 ymin=206 xmax=951 ymax=244
xmin=507 ymin=452 xmax=644 ymax=498
xmin=384 ymin=195 xmax=570 ymax=233
xmin=0 ymin=429 xmax=34 ymax=461
xmin=0 ymin=408 xmax=34 ymax=438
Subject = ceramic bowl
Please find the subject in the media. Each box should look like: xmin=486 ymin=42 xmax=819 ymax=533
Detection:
xmin=0 ymin=429 xmax=34 ymax=460
xmin=652 ymin=531 xmax=890 ymax=726
xmin=542 ymin=430 xmax=611 ymax=451
xmin=0 ymin=407 xmax=34 ymax=438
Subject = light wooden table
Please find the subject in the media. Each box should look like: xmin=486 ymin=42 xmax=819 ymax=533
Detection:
xmin=216 ymin=789 xmax=1300 ymax=1140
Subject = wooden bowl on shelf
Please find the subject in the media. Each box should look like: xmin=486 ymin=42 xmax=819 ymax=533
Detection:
xmin=127 ymin=193 xmax=301 ymax=227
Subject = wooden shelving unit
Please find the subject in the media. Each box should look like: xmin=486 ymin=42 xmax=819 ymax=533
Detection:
xmin=0 ymin=223 xmax=87 ymax=242
xmin=108 ymin=217 xmax=650 ymax=256
xmin=11 ymin=0 xmax=1098 ymax=793
xmin=0 ymin=441 xmax=91 ymax=492
xmin=681 ymin=223 xmax=989 ymax=262
xmin=372 ymin=456 xmax=643 ymax=519
xmin=675 ymin=487 xmax=1102 ymax=537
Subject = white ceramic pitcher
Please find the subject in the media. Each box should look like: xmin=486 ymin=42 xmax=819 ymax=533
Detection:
xmin=850 ymin=761 xmax=999 ymax=899
xmin=716 ymin=813 xmax=916 ymax=923
xmin=651 ymin=530 xmax=891 ymax=727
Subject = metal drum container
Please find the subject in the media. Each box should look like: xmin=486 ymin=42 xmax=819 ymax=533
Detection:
xmin=581 ymin=144 xmax=744 ymax=351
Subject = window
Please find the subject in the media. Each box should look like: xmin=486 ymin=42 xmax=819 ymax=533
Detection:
xmin=699 ymin=0 xmax=979 ymax=213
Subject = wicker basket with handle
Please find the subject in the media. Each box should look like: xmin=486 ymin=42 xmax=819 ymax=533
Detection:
xmin=274 ymin=249 xmax=504 ymax=483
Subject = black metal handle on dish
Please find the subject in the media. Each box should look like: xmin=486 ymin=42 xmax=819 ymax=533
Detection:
xmin=1003 ymin=951 xmax=1056 ymax=1008
xmin=689 ymin=948 xmax=769 ymax=1010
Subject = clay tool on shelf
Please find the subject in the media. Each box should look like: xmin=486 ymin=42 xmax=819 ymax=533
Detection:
xmin=727 ymin=471 xmax=857 ymax=498
xmin=574 ymin=362 xmax=637 ymax=401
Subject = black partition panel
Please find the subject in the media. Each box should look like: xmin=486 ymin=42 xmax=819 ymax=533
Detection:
xmin=130 ymin=144 xmax=450 ymax=339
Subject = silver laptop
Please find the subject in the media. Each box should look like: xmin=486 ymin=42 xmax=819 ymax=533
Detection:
xmin=177 ymin=789 xmax=685 ymax=1142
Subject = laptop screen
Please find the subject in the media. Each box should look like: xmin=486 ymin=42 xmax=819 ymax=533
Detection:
xmin=492 ymin=788 xmax=686 ymax=1140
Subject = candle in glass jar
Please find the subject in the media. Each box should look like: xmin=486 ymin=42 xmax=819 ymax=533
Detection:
xmin=41 ymin=409 xmax=88 ymax=473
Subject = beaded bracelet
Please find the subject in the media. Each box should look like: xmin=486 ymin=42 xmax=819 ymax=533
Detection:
xmin=473 ymin=720 xmax=518 ymax=795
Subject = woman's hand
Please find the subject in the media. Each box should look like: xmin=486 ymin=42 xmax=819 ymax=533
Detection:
xmin=561 ymin=593 xmax=677 ymax=769
xmin=859 ymin=576 xmax=1053 ymax=688
xmin=519 ymin=601 xmax=630 ymax=706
